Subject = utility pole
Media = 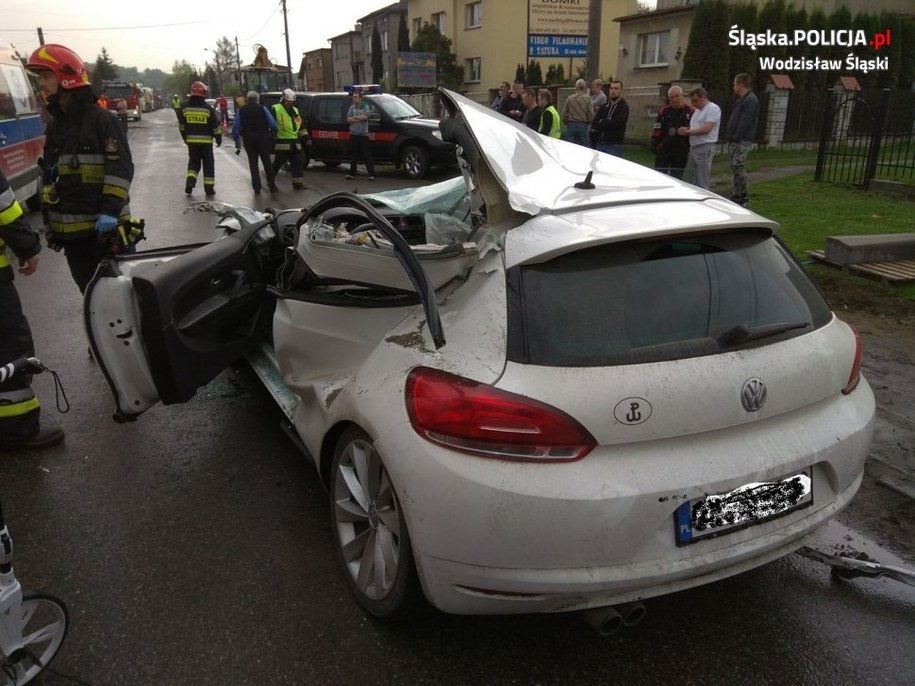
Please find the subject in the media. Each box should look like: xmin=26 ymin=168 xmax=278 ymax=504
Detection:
xmin=235 ymin=36 xmax=241 ymax=76
xmin=282 ymin=0 xmax=293 ymax=86
xmin=586 ymin=0 xmax=602 ymax=83
xmin=37 ymin=27 xmax=45 ymax=46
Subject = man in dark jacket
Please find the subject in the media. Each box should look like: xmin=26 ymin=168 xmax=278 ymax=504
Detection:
xmin=592 ymin=81 xmax=629 ymax=157
xmin=0 ymin=169 xmax=64 ymax=451
xmin=651 ymin=85 xmax=694 ymax=178
xmin=498 ymin=80 xmax=525 ymax=123
xmin=726 ymin=73 xmax=760 ymax=206
xmin=27 ymin=43 xmax=134 ymax=294
xmin=232 ymin=91 xmax=278 ymax=194
xmin=179 ymin=81 xmax=222 ymax=196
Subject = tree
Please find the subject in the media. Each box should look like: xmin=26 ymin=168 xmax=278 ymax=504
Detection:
xmin=398 ymin=14 xmax=410 ymax=52
xmin=782 ymin=6 xmax=808 ymax=90
xmin=210 ymin=36 xmax=237 ymax=95
xmin=93 ymin=47 xmax=118 ymax=82
xmin=163 ymin=59 xmax=200 ymax=99
xmin=754 ymin=0 xmax=788 ymax=91
xmin=545 ymin=63 xmax=566 ymax=85
xmin=515 ymin=63 xmax=526 ymax=83
xmin=525 ymin=60 xmax=543 ymax=87
xmin=411 ymin=24 xmax=464 ymax=89
xmin=728 ymin=4 xmax=758 ymax=85
xmin=899 ymin=17 xmax=915 ymax=89
xmin=371 ymin=24 xmax=384 ymax=83
xmin=681 ymin=0 xmax=730 ymax=92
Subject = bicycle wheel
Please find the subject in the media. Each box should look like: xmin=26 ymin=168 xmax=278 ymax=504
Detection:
xmin=0 ymin=594 xmax=69 ymax=686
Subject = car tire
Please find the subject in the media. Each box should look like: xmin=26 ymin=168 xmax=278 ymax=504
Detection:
xmin=400 ymin=144 xmax=429 ymax=179
xmin=329 ymin=426 xmax=422 ymax=621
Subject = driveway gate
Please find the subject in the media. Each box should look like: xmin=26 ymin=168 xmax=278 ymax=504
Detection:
xmin=815 ymin=89 xmax=915 ymax=190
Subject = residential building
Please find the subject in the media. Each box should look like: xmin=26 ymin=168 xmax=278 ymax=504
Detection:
xmin=328 ymin=28 xmax=365 ymax=91
xmin=360 ymin=1 xmax=409 ymax=88
xmin=300 ymin=48 xmax=334 ymax=92
xmin=407 ymin=0 xmax=633 ymax=90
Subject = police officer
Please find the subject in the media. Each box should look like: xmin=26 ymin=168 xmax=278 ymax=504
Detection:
xmin=26 ymin=43 xmax=134 ymax=294
xmin=651 ymin=85 xmax=694 ymax=179
xmin=0 ymin=169 xmax=65 ymax=451
xmin=271 ymin=89 xmax=308 ymax=190
xmin=179 ymin=81 xmax=222 ymax=196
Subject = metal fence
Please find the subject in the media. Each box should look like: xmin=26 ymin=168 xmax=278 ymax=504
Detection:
xmin=815 ymin=89 xmax=915 ymax=188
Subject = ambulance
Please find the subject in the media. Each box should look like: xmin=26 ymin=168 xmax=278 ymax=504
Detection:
xmin=0 ymin=39 xmax=44 ymax=209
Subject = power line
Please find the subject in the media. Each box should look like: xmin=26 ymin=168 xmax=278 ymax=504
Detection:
xmin=5 ymin=20 xmax=211 ymax=32
xmin=239 ymin=1 xmax=283 ymax=43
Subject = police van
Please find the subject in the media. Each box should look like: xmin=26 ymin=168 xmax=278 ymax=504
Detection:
xmin=259 ymin=85 xmax=456 ymax=179
xmin=0 ymin=39 xmax=44 ymax=209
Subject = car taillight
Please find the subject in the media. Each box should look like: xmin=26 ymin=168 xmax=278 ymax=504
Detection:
xmin=405 ymin=367 xmax=596 ymax=462
xmin=842 ymin=324 xmax=863 ymax=395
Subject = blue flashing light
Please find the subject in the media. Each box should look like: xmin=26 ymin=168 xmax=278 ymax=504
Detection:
xmin=343 ymin=84 xmax=383 ymax=95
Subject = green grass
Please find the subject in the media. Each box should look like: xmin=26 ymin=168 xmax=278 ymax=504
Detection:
xmin=750 ymin=172 xmax=915 ymax=300
xmin=621 ymin=147 xmax=915 ymax=302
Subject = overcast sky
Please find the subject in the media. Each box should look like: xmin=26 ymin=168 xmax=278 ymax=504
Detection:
xmin=6 ymin=0 xmax=389 ymax=73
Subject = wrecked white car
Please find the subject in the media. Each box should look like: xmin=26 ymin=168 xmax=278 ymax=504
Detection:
xmin=85 ymin=90 xmax=875 ymax=628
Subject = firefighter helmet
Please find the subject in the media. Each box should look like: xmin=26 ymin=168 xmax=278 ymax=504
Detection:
xmin=26 ymin=44 xmax=90 ymax=90
xmin=190 ymin=81 xmax=209 ymax=97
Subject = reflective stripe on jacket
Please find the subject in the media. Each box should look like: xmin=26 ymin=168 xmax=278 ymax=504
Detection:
xmin=41 ymin=100 xmax=133 ymax=243
xmin=179 ymin=99 xmax=222 ymax=146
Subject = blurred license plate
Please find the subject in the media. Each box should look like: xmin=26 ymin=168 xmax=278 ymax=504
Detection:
xmin=674 ymin=470 xmax=812 ymax=546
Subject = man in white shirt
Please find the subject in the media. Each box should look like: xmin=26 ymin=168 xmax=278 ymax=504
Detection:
xmin=677 ymin=87 xmax=721 ymax=190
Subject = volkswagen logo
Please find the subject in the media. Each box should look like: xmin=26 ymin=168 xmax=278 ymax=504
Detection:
xmin=741 ymin=378 xmax=767 ymax=412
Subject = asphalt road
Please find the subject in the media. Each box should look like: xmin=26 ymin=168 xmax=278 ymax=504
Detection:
xmin=5 ymin=109 xmax=915 ymax=686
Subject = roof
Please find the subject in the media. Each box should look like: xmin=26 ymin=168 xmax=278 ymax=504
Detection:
xmin=357 ymin=1 xmax=406 ymax=24
xmin=614 ymin=5 xmax=696 ymax=23
xmin=837 ymin=76 xmax=862 ymax=91
xmin=768 ymin=74 xmax=795 ymax=90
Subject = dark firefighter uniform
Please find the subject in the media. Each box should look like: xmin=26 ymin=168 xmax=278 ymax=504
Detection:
xmin=0 ymin=171 xmax=44 ymax=447
xmin=179 ymin=97 xmax=222 ymax=196
xmin=41 ymin=93 xmax=134 ymax=293
xmin=651 ymin=103 xmax=694 ymax=179
xmin=271 ymin=99 xmax=309 ymax=189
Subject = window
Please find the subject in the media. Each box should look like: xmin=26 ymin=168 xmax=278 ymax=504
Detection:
xmin=382 ymin=31 xmax=389 ymax=51
xmin=466 ymin=2 xmax=482 ymax=29
xmin=506 ymin=232 xmax=831 ymax=367
xmin=432 ymin=12 xmax=446 ymax=35
xmin=466 ymin=57 xmax=481 ymax=82
xmin=638 ymin=31 xmax=671 ymax=67
xmin=413 ymin=18 xmax=422 ymax=36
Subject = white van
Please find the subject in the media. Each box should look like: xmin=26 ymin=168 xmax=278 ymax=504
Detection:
xmin=0 ymin=39 xmax=44 ymax=209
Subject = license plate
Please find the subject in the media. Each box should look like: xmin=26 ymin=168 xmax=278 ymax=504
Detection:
xmin=674 ymin=470 xmax=813 ymax=545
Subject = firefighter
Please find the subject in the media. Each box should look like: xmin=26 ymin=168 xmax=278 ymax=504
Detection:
xmin=171 ymin=93 xmax=181 ymax=110
xmin=0 ymin=169 xmax=65 ymax=451
xmin=179 ymin=81 xmax=222 ymax=196
xmin=270 ymin=89 xmax=308 ymax=189
xmin=26 ymin=43 xmax=134 ymax=294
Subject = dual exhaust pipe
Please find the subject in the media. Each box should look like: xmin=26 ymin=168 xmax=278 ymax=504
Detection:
xmin=580 ymin=601 xmax=647 ymax=636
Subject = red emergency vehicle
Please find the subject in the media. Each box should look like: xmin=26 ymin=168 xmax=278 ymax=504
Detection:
xmin=101 ymin=80 xmax=142 ymax=121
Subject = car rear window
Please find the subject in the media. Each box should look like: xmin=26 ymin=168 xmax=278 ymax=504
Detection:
xmin=506 ymin=231 xmax=833 ymax=366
